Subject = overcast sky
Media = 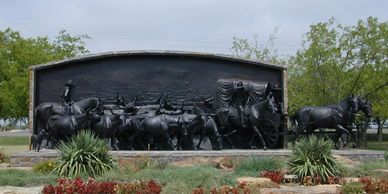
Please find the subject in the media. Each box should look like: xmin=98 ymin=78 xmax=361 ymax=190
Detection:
xmin=1 ymin=0 xmax=387 ymax=57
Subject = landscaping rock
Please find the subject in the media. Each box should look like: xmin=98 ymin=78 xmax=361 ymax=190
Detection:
xmin=343 ymin=177 xmax=360 ymax=183
xmin=260 ymin=184 xmax=341 ymax=194
xmin=236 ymin=177 xmax=278 ymax=188
xmin=283 ymin=174 xmax=298 ymax=183
xmin=214 ymin=157 xmax=236 ymax=171
xmin=0 ymin=163 xmax=32 ymax=170
xmin=334 ymin=155 xmax=360 ymax=167
xmin=0 ymin=186 xmax=43 ymax=194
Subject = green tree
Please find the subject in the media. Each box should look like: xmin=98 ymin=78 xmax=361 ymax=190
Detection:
xmin=289 ymin=17 xmax=388 ymax=146
xmin=231 ymin=28 xmax=284 ymax=65
xmin=231 ymin=17 xmax=387 ymax=147
xmin=0 ymin=28 xmax=89 ymax=121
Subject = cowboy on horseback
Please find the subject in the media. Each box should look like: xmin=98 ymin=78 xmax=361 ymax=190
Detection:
xmin=61 ymin=79 xmax=75 ymax=115
xmin=231 ymin=81 xmax=249 ymax=128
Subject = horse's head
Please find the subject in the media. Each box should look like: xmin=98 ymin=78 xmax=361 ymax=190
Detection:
xmin=358 ymin=99 xmax=372 ymax=118
xmin=340 ymin=96 xmax=359 ymax=113
xmin=265 ymin=96 xmax=278 ymax=114
xmin=348 ymin=96 xmax=359 ymax=113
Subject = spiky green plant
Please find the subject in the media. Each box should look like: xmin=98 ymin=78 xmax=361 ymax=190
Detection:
xmin=53 ymin=130 xmax=116 ymax=177
xmin=288 ymin=135 xmax=340 ymax=183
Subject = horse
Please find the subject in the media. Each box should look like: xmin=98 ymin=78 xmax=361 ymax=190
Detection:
xmin=290 ymin=96 xmax=372 ymax=148
xmin=33 ymin=97 xmax=100 ymax=149
xmin=33 ymin=97 xmax=99 ymax=134
xmin=215 ymin=96 xmax=278 ymax=150
xmin=47 ymin=111 xmax=93 ymax=146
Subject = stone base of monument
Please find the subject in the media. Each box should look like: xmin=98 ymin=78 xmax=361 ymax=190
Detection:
xmin=10 ymin=149 xmax=384 ymax=167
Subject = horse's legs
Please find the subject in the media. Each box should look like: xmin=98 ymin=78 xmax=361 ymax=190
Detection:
xmin=333 ymin=130 xmax=342 ymax=149
xmin=46 ymin=134 xmax=50 ymax=147
xmin=346 ymin=127 xmax=358 ymax=148
xmin=292 ymin=124 xmax=307 ymax=146
xmin=196 ymin=136 xmax=203 ymax=149
xmin=334 ymin=125 xmax=355 ymax=148
xmin=251 ymin=125 xmax=267 ymax=150
xmin=209 ymin=126 xmax=222 ymax=150
xmin=111 ymin=136 xmax=119 ymax=150
xmin=248 ymin=134 xmax=257 ymax=148
xmin=162 ymin=132 xmax=174 ymax=150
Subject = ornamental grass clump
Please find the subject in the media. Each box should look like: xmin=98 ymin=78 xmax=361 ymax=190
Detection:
xmin=32 ymin=160 xmax=57 ymax=174
xmin=288 ymin=135 xmax=340 ymax=184
xmin=53 ymin=130 xmax=116 ymax=177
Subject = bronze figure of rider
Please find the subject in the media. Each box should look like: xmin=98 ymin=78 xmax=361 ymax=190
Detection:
xmin=61 ymin=79 xmax=75 ymax=115
xmin=232 ymin=81 xmax=249 ymax=127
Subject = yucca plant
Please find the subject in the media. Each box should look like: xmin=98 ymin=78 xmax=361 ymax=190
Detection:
xmin=53 ymin=130 xmax=116 ymax=177
xmin=288 ymin=135 xmax=340 ymax=184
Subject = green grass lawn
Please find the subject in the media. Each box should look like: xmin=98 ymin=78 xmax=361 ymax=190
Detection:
xmin=0 ymin=169 xmax=56 ymax=187
xmin=0 ymin=136 xmax=30 ymax=162
xmin=367 ymin=141 xmax=388 ymax=151
xmin=0 ymin=136 xmax=29 ymax=146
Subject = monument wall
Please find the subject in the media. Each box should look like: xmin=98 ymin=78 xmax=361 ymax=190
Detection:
xmin=29 ymin=51 xmax=288 ymax=147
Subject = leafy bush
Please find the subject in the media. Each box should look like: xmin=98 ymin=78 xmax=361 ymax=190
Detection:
xmin=288 ymin=135 xmax=340 ymax=184
xmin=341 ymin=182 xmax=364 ymax=194
xmin=261 ymin=171 xmax=284 ymax=184
xmin=234 ymin=157 xmax=285 ymax=177
xmin=42 ymin=177 xmax=116 ymax=194
xmin=327 ymin=176 xmax=344 ymax=185
xmin=42 ymin=177 xmax=162 ymax=194
xmin=32 ymin=160 xmax=57 ymax=174
xmin=53 ymin=130 xmax=116 ymax=177
xmin=115 ymin=180 xmax=162 ymax=194
xmin=359 ymin=177 xmax=388 ymax=193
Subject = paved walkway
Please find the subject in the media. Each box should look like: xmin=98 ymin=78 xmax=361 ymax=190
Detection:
xmin=0 ymin=129 xmax=30 ymax=137
xmin=0 ymin=186 xmax=43 ymax=194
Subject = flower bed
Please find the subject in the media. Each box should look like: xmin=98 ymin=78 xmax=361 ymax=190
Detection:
xmin=42 ymin=177 xmax=161 ymax=194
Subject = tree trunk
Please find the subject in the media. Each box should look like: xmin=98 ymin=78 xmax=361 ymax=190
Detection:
xmin=377 ymin=117 xmax=383 ymax=142
xmin=357 ymin=119 xmax=369 ymax=149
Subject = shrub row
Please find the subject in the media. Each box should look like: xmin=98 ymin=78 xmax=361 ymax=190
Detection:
xmin=42 ymin=177 xmax=162 ymax=194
